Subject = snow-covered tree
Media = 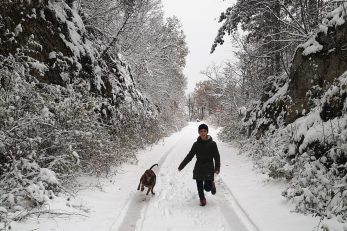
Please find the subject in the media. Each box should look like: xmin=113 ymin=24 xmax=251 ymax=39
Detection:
xmin=211 ymin=0 xmax=340 ymax=112
xmin=198 ymin=63 xmax=249 ymax=140
xmin=80 ymin=0 xmax=188 ymax=132
xmin=231 ymin=1 xmax=347 ymax=226
xmin=122 ymin=15 xmax=188 ymax=131
xmin=0 ymin=0 xmax=167 ymax=224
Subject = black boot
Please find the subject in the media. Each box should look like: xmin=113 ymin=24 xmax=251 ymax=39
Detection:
xmin=211 ymin=181 xmax=216 ymax=195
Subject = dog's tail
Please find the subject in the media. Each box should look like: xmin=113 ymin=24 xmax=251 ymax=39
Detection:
xmin=149 ymin=164 xmax=158 ymax=170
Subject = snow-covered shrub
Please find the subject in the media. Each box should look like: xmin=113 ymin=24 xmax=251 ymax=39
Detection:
xmin=240 ymin=71 xmax=347 ymax=223
xmin=239 ymin=128 xmax=293 ymax=178
xmin=219 ymin=1 xmax=347 ymax=227
xmin=217 ymin=112 xmax=246 ymax=142
xmin=238 ymin=74 xmax=290 ymax=139
xmin=0 ymin=55 xmax=160 ymax=224
xmin=281 ymin=74 xmax=347 ymax=222
xmin=0 ymin=0 xmax=168 ymax=227
xmin=0 ymin=60 xmax=61 ymax=214
xmin=283 ymin=154 xmax=347 ymax=222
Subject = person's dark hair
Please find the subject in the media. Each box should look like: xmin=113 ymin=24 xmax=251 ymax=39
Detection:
xmin=198 ymin=124 xmax=208 ymax=132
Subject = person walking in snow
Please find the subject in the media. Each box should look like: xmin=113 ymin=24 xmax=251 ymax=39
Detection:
xmin=178 ymin=124 xmax=220 ymax=206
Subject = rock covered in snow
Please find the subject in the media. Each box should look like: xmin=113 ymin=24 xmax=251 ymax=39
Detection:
xmin=0 ymin=0 xmax=155 ymax=115
xmin=240 ymin=3 xmax=347 ymax=224
xmin=0 ymin=0 xmax=159 ymax=224
xmin=287 ymin=2 xmax=347 ymax=124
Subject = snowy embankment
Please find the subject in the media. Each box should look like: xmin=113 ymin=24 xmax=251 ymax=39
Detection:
xmin=9 ymin=123 xmax=344 ymax=231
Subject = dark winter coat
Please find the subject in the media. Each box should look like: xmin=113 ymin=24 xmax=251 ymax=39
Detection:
xmin=178 ymin=135 xmax=220 ymax=180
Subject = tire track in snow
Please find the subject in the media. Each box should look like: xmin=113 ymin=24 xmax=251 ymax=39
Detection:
xmin=137 ymin=156 xmax=254 ymax=231
xmin=136 ymin=133 xmax=258 ymax=230
xmin=216 ymin=177 xmax=261 ymax=231
xmin=111 ymin=123 xmax=261 ymax=231
xmin=109 ymin=140 xmax=179 ymax=231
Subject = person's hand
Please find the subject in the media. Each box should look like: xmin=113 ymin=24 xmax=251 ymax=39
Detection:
xmin=215 ymin=170 xmax=220 ymax=175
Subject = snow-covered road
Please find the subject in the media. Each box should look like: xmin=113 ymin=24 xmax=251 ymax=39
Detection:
xmin=11 ymin=122 xmax=343 ymax=231
xmin=114 ymin=123 xmax=256 ymax=231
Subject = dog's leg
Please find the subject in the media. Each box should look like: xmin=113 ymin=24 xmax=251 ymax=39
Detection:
xmin=139 ymin=175 xmax=145 ymax=191
xmin=151 ymin=176 xmax=156 ymax=195
xmin=146 ymin=187 xmax=151 ymax=195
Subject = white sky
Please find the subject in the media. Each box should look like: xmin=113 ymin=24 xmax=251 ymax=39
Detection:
xmin=161 ymin=0 xmax=237 ymax=94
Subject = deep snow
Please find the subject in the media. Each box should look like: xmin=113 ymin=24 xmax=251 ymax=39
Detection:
xmin=9 ymin=122 xmax=344 ymax=231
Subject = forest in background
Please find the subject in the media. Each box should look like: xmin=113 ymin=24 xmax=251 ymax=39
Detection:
xmin=189 ymin=0 xmax=342 ymax=126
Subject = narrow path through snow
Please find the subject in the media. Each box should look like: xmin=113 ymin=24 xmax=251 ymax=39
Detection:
xmin=111 ymin=136 xmax=182 ymax=231
xmin=112 ymin=123 xmax=257 ymax=231
xmin=11 ymin=122 xmax=340 ymax=231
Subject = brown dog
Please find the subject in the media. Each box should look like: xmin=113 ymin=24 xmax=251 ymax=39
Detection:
xmin=137 ymin=164 xmax=158 ymax=195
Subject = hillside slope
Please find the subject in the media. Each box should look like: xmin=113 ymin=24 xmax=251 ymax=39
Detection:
xmin=0 ymin=0 xmax=159 ymax=225
xmin=241 ymin=3 xmax=347 ymax=226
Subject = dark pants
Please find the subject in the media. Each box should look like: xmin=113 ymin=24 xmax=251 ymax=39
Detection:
xmin=196 ymin=180 xmax=212 ymax=199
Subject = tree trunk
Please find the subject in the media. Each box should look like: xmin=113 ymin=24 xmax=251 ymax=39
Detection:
xmin=308 ymin=0 xmax=319 ymax=30
xmin=273 ymin=0 xmax=282 ymax=75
